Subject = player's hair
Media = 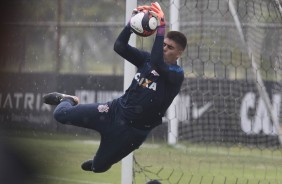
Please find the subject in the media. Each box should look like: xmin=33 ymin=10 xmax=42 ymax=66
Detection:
xmin=166 ymin=31 xmax=187 ymax=51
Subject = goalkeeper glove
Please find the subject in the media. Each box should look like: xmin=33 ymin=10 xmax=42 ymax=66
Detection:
xmin=149 ymin=2 xmax=165 ymax=27
xmin=132 ymin=5 xmax=151 ymax=16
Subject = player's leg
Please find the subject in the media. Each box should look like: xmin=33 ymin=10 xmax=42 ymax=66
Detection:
xmin=44 ymin=92 xmax=111 ymax=131
xmin=43 ymin=92 xmax=79 ymax=105
xmin=53 ymin=100 xmax=112 ymax=131
xmin=82 ymin=125 xmax=150 ymax=173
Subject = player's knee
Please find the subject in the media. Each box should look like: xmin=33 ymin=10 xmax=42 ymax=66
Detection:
xmin=53 ymin=109 xmax=69 ymax=124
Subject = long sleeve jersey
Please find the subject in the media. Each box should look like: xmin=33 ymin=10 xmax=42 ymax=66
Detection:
xmin=114 ymin=25 xmax=184 ymax=129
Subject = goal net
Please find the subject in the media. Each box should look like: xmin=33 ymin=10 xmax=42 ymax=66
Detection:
xmin=133 ymin=0 xmax=282 ymax=183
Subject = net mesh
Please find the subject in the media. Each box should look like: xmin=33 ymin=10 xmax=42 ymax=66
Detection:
xmin=134 ymin=0 xmax=282 ymax=183
xmin=178 ymin=0 xmax=282 ymax=144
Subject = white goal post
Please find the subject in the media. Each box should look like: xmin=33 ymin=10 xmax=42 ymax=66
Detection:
xmin=168 ymin=0 xmax=180 ymax=145
xmin=121 ymin=0 xmax=137 ymax=184
xmin=121 ymin=0 xmax=182 ymax=182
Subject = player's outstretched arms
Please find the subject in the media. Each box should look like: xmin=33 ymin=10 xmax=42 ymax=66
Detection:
xmin=150 ymin=2 xmax=166 ymax=72
xmin=113 ymin=24 xmax=132 ymax=55
xmin=113 ymin=9 xmax=150 ymax=67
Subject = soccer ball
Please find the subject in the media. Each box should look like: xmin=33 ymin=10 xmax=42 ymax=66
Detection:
xmin=130 ymin=10 xmax=158 ymax=37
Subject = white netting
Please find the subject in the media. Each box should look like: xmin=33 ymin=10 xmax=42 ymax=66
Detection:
xmin=134 ymin=0 xmax=282 ymax=183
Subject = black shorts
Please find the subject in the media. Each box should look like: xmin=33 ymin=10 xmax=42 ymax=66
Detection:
xmin=53 ymin=99 xmax=150 ymax=172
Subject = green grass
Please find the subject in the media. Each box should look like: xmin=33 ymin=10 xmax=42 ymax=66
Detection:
xmin=134 ymin=144 xmax=282 ymax=184
xmin=4 ymin=132 xmax=282 ymax=184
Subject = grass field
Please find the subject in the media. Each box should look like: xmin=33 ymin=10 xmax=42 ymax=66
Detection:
xmin=3 ymin=132 xmax=282 ymax=184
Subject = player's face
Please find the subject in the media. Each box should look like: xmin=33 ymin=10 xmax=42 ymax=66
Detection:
xmin=163 ymin=38 xmax=183 ymax=64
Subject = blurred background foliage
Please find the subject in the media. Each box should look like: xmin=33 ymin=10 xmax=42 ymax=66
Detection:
xmin=0 ymin=0 xmax=148 ymax=75
xmin=1 ymin=0 xmax=282 ymax=80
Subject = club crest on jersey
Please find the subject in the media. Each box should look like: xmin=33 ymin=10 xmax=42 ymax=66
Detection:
xmin=97 ymin=104 xmax=109 ymax=113
xmin=135 ymin=73 xmax=157 ymax=91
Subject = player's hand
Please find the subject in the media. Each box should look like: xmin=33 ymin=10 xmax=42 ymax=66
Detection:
xmin=150 ymin=2 xmax=165 ymax=27
xmin=132 ymin=5 xmax=151 ymax=16
xmin=137 ymin=5 xmax=151 ymax=11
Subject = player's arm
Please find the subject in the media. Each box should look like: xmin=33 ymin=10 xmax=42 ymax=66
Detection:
xmin=152 ymin=35 xmax=184 ymax=86
xmin=150 ymin=3 xmax=184 ymax=85
xmin=114 ymin=22 xmax=148 ymax=68
xmin=151 ymin=34 xmax=185 ymax=85
xmin=150 ymin=3 xmax=165 ymax=70
xmin=149 ymin=3 xmax=180 ymax=83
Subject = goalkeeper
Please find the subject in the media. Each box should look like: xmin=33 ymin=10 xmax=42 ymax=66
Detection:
xmin=43 ymin=2 xmax=187 ymax=173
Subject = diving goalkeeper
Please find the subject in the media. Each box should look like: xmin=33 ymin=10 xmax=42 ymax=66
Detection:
xmin=43 ymin=2 xmax=187 ymax=173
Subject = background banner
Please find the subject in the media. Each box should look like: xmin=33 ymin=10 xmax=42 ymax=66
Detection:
xmin=1 ymin=73 xmax=281 ymax=145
